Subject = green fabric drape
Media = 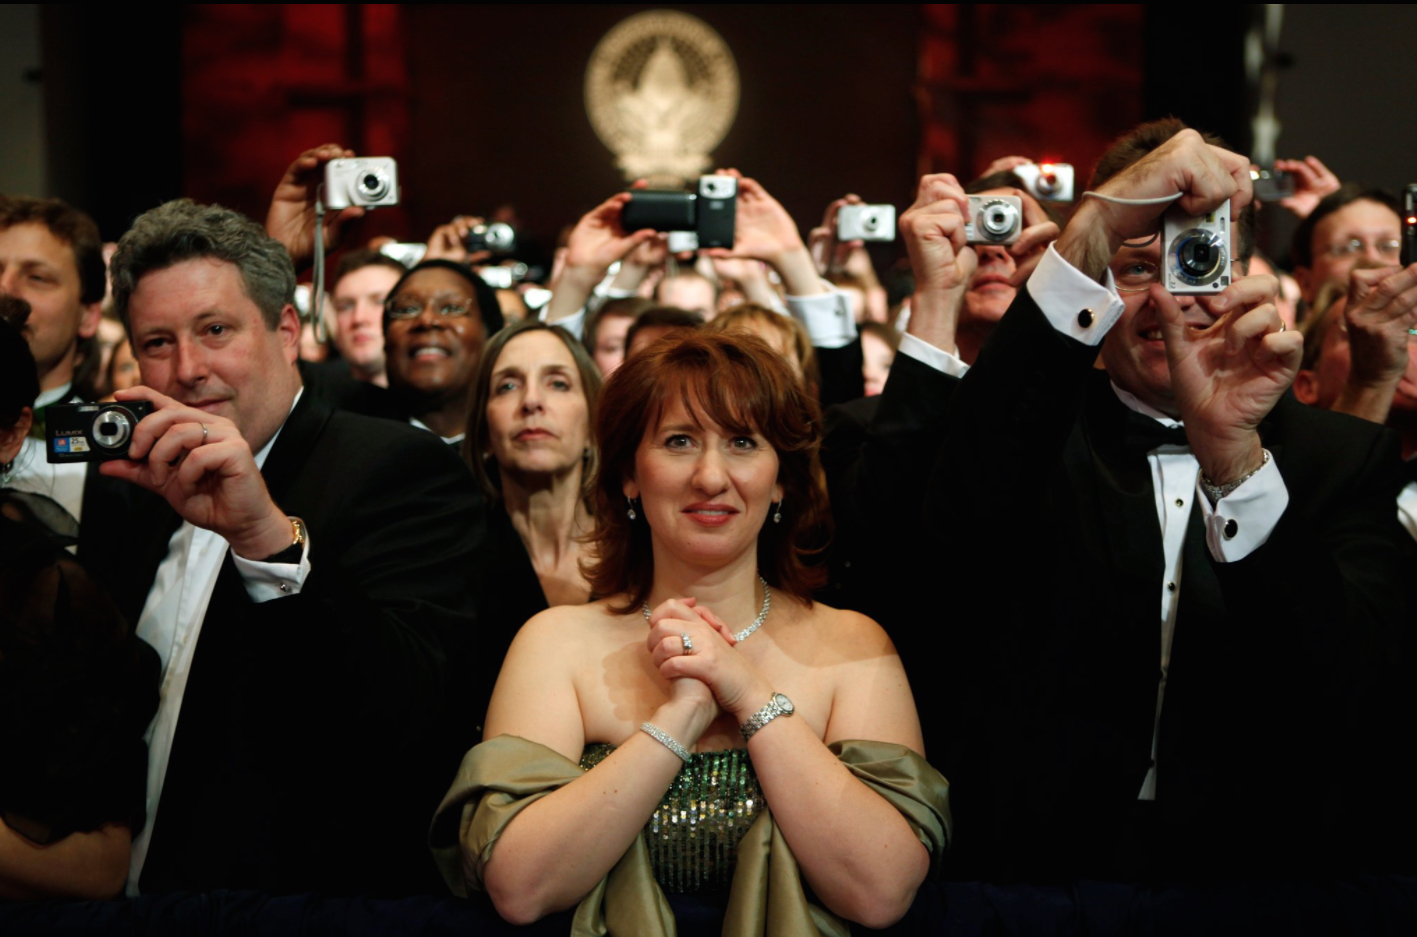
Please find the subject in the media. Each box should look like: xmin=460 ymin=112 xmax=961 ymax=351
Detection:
xmin=428 ymin=735 xmax=950 ymax=936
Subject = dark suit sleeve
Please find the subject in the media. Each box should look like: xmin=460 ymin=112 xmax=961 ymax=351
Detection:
xmin=1204 ymin=413 xmax=1417 ymax=869
xmin=815 ymin=337 xmax=865 ymax=409
xmin=262 ymin=427 xmax=482 ymax=748
xmin=943 ymin=289 xmax=1101 ymax=489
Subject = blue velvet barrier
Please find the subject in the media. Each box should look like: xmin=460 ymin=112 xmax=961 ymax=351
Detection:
xmin=2 ymin=878 xmax=1414 ymax=935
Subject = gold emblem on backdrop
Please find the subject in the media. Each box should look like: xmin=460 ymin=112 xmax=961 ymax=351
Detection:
xmin=585 ymin=11 xmax=739 ymax=188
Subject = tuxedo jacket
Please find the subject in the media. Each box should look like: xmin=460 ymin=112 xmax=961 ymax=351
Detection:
xmin=831 ymin=291 xmax=1416 ymax=881
xmin=80 ymin=390 xmax=488 ymax=896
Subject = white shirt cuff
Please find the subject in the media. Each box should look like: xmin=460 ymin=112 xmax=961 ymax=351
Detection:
xmin=1397 ymin=480 xmax=1417 ymax=544
xmin=785 ymin=283 xmax=856 ymax=349
xmin=897 ymin=331 xmax=971 ymax=379
xmin=1197 ymin=453 xmax=1288 ymax=562
xmin=1025 ymin=243 xmax=1127 ymax=346
xmin=232 ymin=531 xmax=312 ymax=602
xmin=542 ymin=304 xmax=586 ymax=341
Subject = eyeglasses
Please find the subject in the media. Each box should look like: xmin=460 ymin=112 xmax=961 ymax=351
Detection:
xmin=1322 ymin=238 xmax=1402 ymax=261
xmin=385 ymin=292 xmax=477 ymax=320
xmin=1111 ymin=259 xmax=1246 ymax=293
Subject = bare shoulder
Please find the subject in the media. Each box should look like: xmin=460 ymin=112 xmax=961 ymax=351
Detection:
xmin=781 ymin=599 xmax=898 ymax=662
xmin=509 ymin=601 xmax=622 ymax=651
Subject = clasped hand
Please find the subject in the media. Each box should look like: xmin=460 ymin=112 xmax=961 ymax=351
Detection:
xmin=644 ymin=598 xmax=770 ymax=730
xmin=98 ymin=387 xmax=293 ymax=560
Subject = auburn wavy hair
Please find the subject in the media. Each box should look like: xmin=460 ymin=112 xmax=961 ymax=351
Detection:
xmin=582 ymin=330 xmax=830 ymax=613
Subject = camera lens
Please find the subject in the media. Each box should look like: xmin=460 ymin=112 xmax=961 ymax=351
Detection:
xmin=1176 ymin=233 xmax=1224 ymax=280
xmin=358 ymin=171 xmax=390 ymax=201
xmin=862 ymin=211 xmax=880 ymax=233
xmin=485 ymin=223 xmax=516 ymax=253
xmin=979 ymin=200 xmax=1020 ymax=241
xmin=91 ymin=408 xmax=133 ymax=450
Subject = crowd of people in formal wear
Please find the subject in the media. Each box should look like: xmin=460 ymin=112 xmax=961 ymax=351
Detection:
xmin=2 ymin=118 xmax=1415 ymax=934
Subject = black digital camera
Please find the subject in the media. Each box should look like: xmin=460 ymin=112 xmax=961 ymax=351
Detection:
xmin=465 ymin=222 xmax=517 ymax=255
xmin=45 ymin=401 xmax=154 ymax=463
xmin=621 ymin=175 xmax=737 ymax=250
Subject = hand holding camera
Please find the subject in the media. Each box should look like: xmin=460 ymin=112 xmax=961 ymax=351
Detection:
xmin=266 ymin=144 xmax=367 ymax=268
xmin=1056 ymin=129 xmax=1252 ymax=283
xmin=698 ymin=170 xmax=825 ymax=298
xmin=541 ymin=193 xmax=657 ymax=324
xmin=1272 ymin=155 xmax=1341 ymax=219
xmin=1153 ymin=271 xmax=1297 ymax=485
xmin=96 ymin=386 xmax=295 ymax=561
xmin=424 ymin=216 xmax=495 ymax=265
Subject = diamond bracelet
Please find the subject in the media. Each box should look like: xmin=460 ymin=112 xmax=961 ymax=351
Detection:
xmin=640 ymin=722 xmax=692 ymax=764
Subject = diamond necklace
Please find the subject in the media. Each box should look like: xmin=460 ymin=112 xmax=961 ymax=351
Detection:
xmin=642 ymin=574 xmax=771 ymax=643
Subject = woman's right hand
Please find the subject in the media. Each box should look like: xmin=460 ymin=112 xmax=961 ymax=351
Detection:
xmin=644 ymin=598 xmax=732 ymax=739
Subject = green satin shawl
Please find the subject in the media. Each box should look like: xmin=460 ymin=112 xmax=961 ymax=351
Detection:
xmin=428 ymin=735 xmax=951 ymax=937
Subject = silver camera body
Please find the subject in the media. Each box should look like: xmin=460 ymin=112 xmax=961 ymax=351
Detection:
xmin=698 ymin=174 xmax=738 ymax=201
xmin=964 ymin=195 xmax=1023 ymax=245
xmin=837 ymin=204 xmax=897 ymax=242
xmin=323 ymin=157 xmax=400 ymax=210
xmin=1162 ymin=200 xmax=1231 ymax=295
xmin=1013 ymin=162 xmax=1075 ymax=202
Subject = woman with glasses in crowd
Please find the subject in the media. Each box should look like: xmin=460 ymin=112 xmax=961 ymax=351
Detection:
xmin=433 ymin=331 xmax=948 ymax=934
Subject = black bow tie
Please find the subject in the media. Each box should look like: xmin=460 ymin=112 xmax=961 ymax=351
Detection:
xmin=1122 ymin=411 xmax=1190 ymax=453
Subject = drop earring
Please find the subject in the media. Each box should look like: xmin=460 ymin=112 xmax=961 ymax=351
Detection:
xmin=626 ymin=496 xmax=637 ymax=521
xmin=772 ymin=498 xmax=783 ymax=524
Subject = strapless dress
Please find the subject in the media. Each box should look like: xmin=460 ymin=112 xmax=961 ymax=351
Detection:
xmin=580 ymin=743 xmax=766 ymax=894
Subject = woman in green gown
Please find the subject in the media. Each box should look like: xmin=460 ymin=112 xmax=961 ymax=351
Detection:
xmin=433 ymin=331 xmax=949 ymax=936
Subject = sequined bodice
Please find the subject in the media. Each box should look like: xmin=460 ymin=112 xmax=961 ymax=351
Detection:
xmin=580 ymin=743 xmax=766 ymax=893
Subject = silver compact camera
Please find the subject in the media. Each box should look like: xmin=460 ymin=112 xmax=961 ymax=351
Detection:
xmin=323 ymin=157 xmax=399 ymax=210
xmin=1013 ymin=162 xmax=1075 ymax=202
xmin=837 ymin=204 xmax=897 ymax=242
xmin=1162 ymin=200 xmax=1231 ymax=295
xmin=964 ymin=195 xmax=1022 ymax=245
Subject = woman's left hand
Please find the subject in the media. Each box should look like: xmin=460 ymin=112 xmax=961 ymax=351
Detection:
xmin=648 ymin=606 xmax=773 ymax=720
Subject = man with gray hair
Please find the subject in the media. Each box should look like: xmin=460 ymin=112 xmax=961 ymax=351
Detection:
xmin=81 ymin=199 xmax=485 ymax=896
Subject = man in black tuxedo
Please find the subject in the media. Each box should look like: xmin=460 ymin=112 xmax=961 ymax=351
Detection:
xmin=862 ymin=122 xmax=1415 ymax=880
xmin=82 ymin=199 xmax=485 ymax=896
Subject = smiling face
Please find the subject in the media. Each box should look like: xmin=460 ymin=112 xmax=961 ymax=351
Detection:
xmin=485 ymin=330 xmax=592 ymax=480
xmin=1099 ymin=221 xmax=1248 ymax=415
xmin=624 ymin=396 xmax=781 ymax=569
xmin=127 ymin=257 xmax=301 ymax=451
xmin=0 ymin=222 xmax=102 ymax=390
xmin=384 ymin=267 xmax=486 ymax=403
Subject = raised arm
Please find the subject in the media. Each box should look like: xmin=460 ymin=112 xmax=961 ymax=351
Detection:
xmin=265 ymin=143 xmax=366 ymax=270
xmin=542 ymin=194 xmax=656 ymax=329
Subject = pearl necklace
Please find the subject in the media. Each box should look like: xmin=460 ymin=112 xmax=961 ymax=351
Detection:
xmin=642 ymin=574 xmax=772 ymax=643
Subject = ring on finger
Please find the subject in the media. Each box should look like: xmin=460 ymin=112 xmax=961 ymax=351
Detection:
xmin=681 ymin=632 xmax=694 ymax=655
xmin=200 ymin=423 xmax=209 ymax=444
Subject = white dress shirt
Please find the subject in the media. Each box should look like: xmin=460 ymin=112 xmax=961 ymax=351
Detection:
xmin=127 ymin=391 xmax=312 ymax=894
xmin=9 ymin=383 xmax=88 ymax=526
xmin=897 ymin=243 xmax=1289 ymax=799
xmin=407 ymin=415 xmax=465 ymax=446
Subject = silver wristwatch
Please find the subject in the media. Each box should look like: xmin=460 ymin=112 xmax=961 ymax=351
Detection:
xmin=740 ymin=692 xmax=794 ymax=741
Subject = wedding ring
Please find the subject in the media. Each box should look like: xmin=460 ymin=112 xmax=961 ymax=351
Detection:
xmin=200 ymin=423 xmax=209 ymax=444
xmin=681 ymin=632 xmax=694 ymax=655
